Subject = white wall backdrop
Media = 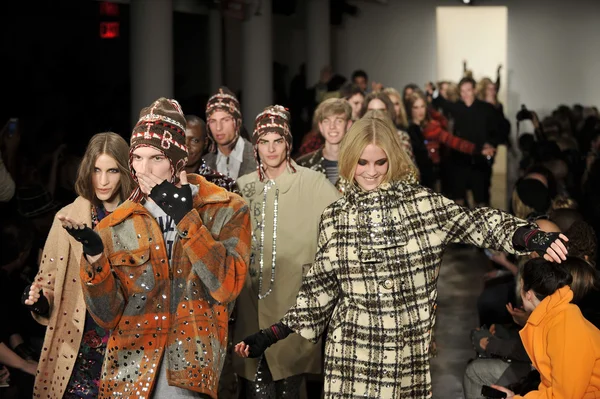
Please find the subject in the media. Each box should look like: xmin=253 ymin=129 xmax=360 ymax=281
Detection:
xmin=225 ymin=0 xmax=600 ymax=125
xmin=331 ymin=0 xmax=600 ymax=119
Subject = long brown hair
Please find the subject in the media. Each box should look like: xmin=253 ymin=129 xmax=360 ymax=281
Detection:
xmin=75 ymin=132 xmax=134 ymax=206
xmin=405 ymin=91 xmax=431 ymax=127
xmin=360 ymin=91 xmax=396 ymax=122
xmin=561 ymin=256 xmax=598 ymax=303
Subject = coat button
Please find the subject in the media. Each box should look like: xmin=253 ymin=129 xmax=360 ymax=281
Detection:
xmin=381 ymin=279 xmax=394 ymax=290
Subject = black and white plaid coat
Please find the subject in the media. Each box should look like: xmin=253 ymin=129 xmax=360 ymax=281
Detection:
xmin=282 ymin=180 xmax=530 ymax=398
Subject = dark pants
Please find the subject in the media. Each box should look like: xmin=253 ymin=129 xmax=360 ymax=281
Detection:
xmin=477 ymin=276 xmax=516 ymax=327
xmin=451 ymin=160 xmax=493 ymax=206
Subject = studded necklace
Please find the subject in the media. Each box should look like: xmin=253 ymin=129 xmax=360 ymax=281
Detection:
xmin=256 ymin=179 xmax=279 ymax=300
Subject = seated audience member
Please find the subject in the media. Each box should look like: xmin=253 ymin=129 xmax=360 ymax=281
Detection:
xmin=477 ymin=217 xmax=560 ymax=328
xmin=465 ymin=256 xmax=600 ymax=398
xmin=564 ymin=220 xmax=598 ymax=267
xmin=0 ymin=215 xmax=40 ymax=398
xmin=492 ymin=258 xmax=600 ymax=398
xmin=522 ymin=164 xmax=558 ymax=200
xmin=518 ymin=134 xmax=536 ymax=174
xmin=511 ymin=178 xmax=551 ymax=220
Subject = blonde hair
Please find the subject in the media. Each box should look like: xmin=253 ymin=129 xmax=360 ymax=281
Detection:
xmin=511 ymin=189 xmax=535 ymax=220
xmin=314 ymin=97 xmax=352 ymax=124
xmin=446 ymin=82 xmax=459 ymax=102
xmin=551 ymin=195 xmax=578 ymax=211
xmin=75 ymin=132 xmax=135 ymax=207
xmin=383 ymin=87 xmax=409 ymax=129
xmin=339 ymin=111 xmax=417 ymax=188
xmin=476 ymin=77 xmax=496 ymax=102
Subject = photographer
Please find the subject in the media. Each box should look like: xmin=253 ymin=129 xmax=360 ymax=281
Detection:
xmin=516 ymin=105 xmax=544 ymax=141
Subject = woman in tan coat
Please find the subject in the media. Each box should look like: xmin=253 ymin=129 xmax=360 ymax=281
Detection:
xmin=22 ymin=132 xmax=134 ymax=399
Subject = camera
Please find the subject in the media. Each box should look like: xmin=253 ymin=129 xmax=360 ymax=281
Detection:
xmin=516 ymin=105 xmax=533 ymax=122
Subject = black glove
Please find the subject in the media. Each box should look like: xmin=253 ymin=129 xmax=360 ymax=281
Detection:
xmin=64 ymin=225 xmax=104 ymax=256
xmin=149 ymin=180 xmax=193 ymax=225
xmin=243 ymin=322 xmax=293 ymax=358
xmin=243 ymin=330 xmax=275 ymax=358
xmin=21 ymin=285 xmax=49 ymax=316
xmin=522 ymin=229 xmax=562 ymax=256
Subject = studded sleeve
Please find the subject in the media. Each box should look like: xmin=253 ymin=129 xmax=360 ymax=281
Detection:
xmin=30 ymin=215 xmax=65 ymax=325
xmin=79 ymin=234 xmax=127 ymax=330
xmin=429 ymin=189 xmax=532 ymax=254
xmin=281 ymin=212 xmax=341 ymax=343
xmin=177 ymin=196 xmax=251 ymax=304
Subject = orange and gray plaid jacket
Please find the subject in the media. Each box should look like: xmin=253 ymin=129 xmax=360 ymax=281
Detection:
xmin=80 ymin=174 xmax=250 ymax=399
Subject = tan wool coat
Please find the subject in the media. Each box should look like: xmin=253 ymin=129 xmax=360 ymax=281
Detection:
xmin=233 ymin=164 xmax=342 ymax=381
xmin=31 ymin=196 xmax=93 ymax=399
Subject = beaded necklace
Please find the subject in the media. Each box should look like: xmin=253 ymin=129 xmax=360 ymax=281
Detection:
xmin=91 ymin=202 xmax=117 ymax=227
xmin=256 ymin=179 xmax=279 ymax=300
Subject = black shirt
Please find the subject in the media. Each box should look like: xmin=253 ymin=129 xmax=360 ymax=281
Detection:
xmin=433 ymin=96 xmax=499 ymax=146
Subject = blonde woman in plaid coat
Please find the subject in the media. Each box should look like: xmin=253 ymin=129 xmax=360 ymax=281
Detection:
xmin=234 ymin=113 xmax=569 ymax=398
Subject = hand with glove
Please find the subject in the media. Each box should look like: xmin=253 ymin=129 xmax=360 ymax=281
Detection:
xmin=513 ymin=227 xmax=568 ymax=263
xmin=22 ymin=283 xmax=50 ymax=316
xmin=57 ymin=215 xmax=104 ymax=257
xmin=138 ymin=171 xmax=193 ymax=225
xmin=234 ymin=322 xmax=293 ymax=358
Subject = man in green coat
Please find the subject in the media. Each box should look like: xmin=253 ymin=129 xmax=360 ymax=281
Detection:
xmin=232 ymin=105 xmax=341 ymax=398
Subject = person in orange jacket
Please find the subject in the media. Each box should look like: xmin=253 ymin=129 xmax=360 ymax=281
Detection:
xmin=55 ymin=98 xmax=251 ymax=399
xmin=492 ymin=257 xmax=600 ymax=398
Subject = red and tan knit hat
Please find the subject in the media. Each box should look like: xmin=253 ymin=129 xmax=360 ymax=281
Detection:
xmin=252 ymin=105 xmax=295 ymax=181
xmin=129 ymin=97 xmax=188 ymax=202
xmin=205 ymin=86 xmax=242 ymax=153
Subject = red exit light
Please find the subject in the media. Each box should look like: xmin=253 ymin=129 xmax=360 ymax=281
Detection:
xmin=100 ymin=2 xmax=120 ymax=17
xmin=100 ymin=22 xmax=120 ymax=39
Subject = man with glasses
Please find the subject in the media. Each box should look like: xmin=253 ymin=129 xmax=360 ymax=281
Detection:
xmin=204 ymin=87 xmax=257 ymax=180
xmin=296 ymin=98 xmax=353 ymax=190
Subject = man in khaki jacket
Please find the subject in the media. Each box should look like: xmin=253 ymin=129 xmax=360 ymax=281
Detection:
xmin=232 ymin=105 xmax=341 ymax=398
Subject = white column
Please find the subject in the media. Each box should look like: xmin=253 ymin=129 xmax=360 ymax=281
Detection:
xmin=242 ymin=0 xmax=272 ymax=132
xmin=306 ymin=0 xmax=330 ymax=86
xmin=208 ymin=7 xmax=223 ymax=93
xmin=130 ymin=0 xmax=174 ymax=125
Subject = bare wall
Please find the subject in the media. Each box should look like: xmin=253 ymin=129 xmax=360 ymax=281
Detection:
xmin=225 ymin=0 xmax=599 ymax=120
xmin=331 ymin=0 xmax=600 ymax=118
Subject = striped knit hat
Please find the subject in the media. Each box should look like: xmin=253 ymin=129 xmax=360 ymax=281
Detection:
xmin=205 ymin=86 xmax=242 ymax=153
xmin=252 ymin=105 xmax=295 ymax=181
xmin=129 ymin=97 xmax=188 ymax=202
